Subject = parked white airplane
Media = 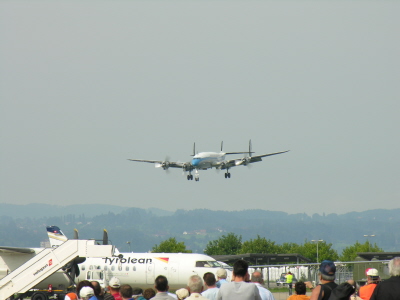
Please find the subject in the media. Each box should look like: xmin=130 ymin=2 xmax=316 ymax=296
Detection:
xmin=128 ymin=140 xmax=289 ymax=181
xmin=46 ymin=226 xmax=229 ymax=289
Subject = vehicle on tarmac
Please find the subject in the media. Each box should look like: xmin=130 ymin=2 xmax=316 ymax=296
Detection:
xmin=276 ymin=273 xmax=297 ymax=286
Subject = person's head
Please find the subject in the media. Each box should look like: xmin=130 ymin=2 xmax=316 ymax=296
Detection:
xmin=155 ymin=275 xmax=169 ymax=292
xmin=108 ymin=277 xmax=121 ymax=293
xmin=119 ymin=284 xmax=133 ymax=300
xmin=319 ymin=260 xmax=336 ymax=281
xmin=187 ymin=275 xmax=203 ymax=294
xmin=233 ymin=260 xmax=249 ymax=279
xmin=294 ymin=282 xmax=307 ymax=295
xmin=77 ymin=281 xmax=94 ymax=297
xmin=203 ymin=272 xmax=216 ymax=287
xmin=389 ymin=257 xmax=400 ymax=276
xmin=132 ymin=287 xmax=143 ymax=299
xmin=366 ymin=268 xmax=380 ymax=283
xmin=251 ymin=271 xmax=263 ymax=284
xmin=91 ymin=281 xmax=102 ymax=296
xmin=175 ymin=288 xmax=189 ymax=300
xmin=79 ymin=286 xmax=95 ymax=300
xmin=216 ymin=268 xmax=227 ymax=280
xmin=143 ymin=288 xmax=156 ymax=300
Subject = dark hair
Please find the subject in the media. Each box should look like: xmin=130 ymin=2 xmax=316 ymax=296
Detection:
xmin=155 ymin=275 xmax=169 ymax=292
xmin=132 ymin=287 xmax=143 ymax=295
xmin=91 ymin=281 xmax=102 ymax=296
xmin=233 ymin=260 xmax=249 ymax=278
xmin=295 ymin=281 xmax=307 ymax=295
xmin=143 ymin=288 xmax=156 ymax=300
xmin=120 ymin=284 xmax=133 ymax=299
xmin=203 ymin=272 xmax=216 ymax=286
xmin=76 ymin=281 xmax=94 ymax=297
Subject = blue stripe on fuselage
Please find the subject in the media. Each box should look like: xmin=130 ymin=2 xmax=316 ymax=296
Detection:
xmin=191 ymin=157 xmax=219 ymax=167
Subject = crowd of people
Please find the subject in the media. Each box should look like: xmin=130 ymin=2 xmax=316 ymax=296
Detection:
xmin=67 ymin=257 xmax=400 ymax=300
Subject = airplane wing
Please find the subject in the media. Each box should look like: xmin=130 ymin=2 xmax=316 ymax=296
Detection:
xmin=227 ymin=150 xmax=290 ymax=167
xmin=0 ymin=246 xmax=36 ymax=254
xmin=127 ymin=159 xmax=192 ymax=169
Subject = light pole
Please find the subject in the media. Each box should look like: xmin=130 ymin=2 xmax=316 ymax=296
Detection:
xmin=311 ymin=239 xmax=324 ymax=263
xmin=127 ymin=241 xmax=131 ymax=252
xmin=363 ymin=235 xmax=376 ymax=252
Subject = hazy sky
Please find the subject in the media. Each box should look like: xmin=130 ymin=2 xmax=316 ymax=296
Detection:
xmin=1 ymin=1 xmax=399 ymax=215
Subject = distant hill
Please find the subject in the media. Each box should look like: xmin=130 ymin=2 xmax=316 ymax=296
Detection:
xmin=0 ymin=204 xmax=399 ymax=254
xmin=0 ymin=203 xmax=174 ymax=218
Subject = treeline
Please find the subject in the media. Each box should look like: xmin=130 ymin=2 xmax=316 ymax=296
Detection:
xmin=1 ymin=206 xmax=399 ymax=254
xmin=152 ymin=234 xmax=383 ymax=262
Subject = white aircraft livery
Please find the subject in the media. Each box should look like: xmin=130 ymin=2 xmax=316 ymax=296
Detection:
xmin=128 ymin=140 xmax=289 ymax=181
xmin=46 ymin=226 xmax=229 ymax=289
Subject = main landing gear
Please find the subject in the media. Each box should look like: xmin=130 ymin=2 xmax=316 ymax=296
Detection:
xmin=224 ymin=172 xmax=231 ymax=178
xmin=187 ymin=170 xmax=200 ymax=181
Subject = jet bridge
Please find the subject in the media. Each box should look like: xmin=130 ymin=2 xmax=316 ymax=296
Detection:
xmin=0 ymin=240 xmax=114 ymax=300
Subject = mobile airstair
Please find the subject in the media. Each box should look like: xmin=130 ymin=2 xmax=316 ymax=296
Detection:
xmin=0 ymin=240 xmax=114 ymax=300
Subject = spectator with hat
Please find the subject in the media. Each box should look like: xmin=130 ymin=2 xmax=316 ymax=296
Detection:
xmin=359 ymin=269 xmax=379 ymax=300
xmin=216 ymin=268 xmax=228 ymax=288
xmin=175 ymin=289 xmax=189 ymax=300
xmin=80 ymin=286 xmax=97 ymax=300
xmin=307 ymin=260 xmax=338 ymax=300
xmin=108 ymin=277 xmax=122 ymax=300
xmin=370 ymin=257 xmax=400 ymax=300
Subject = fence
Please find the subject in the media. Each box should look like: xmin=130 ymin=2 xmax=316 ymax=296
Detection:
xmin=248 ymin=260 xmax=389 ymax=300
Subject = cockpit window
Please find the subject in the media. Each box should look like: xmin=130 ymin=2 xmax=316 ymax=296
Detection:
xmin=195 ymin=261 xmax=222 ymax=268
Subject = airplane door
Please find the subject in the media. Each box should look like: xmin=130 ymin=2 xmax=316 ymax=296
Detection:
xmin=146 ymin=260 xmax=155 ymax=284
xmin=86 ymin=270 xmax=104 ymax=283
xmin=168 ymin=263 xmax=179 ymax=284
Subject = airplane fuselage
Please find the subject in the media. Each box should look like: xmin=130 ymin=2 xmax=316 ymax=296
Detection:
xmin=191 ymin=152 xmax=226 ymax=169
xmin=77 ymin=252 xmax=226 ymax=289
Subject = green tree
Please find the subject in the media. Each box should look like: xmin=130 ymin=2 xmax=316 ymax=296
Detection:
xmin=340 ymin=241 xmax=383 ymax=262
xmin=277 ymin=242 xmax=300 ymax=254
xmin=239 ymin=235 xmax=278 ymax=254
xmin=204 ymin=233 xmax=242 ymax=255
xmin=151 ymin=237 xmax=192 ymax=253
xmin=298 ymin=240 xmax=339 ymax=263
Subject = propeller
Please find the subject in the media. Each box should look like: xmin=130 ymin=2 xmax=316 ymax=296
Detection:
xmin=155 ymin=156 xmax=171 ymax=173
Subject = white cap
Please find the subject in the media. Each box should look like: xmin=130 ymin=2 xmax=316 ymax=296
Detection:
xmin=80 ymin=287 xmax=95 ymax=298
xmin=108 ymin=276 xmax=121 ymax=288
xmin=216 ymin=268 xmax=227 ymax=278
xmin=367 ymin=268 xmax=379 ymax=276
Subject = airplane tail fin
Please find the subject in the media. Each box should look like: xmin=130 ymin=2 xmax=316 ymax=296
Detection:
xmin=46 ymin=225 xmax=68 ymax=247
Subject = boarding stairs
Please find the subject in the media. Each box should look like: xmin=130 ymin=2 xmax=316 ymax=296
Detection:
xmin=0 ymin=240 xmax=114 ymax=300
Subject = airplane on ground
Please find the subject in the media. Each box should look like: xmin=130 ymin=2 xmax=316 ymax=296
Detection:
xmin=128 ymin=140 xmax=289 ymax=181
xmin=0 ymin=226 xmax=230 ymax=298
xmin=45 ymin=226 xmax=230 ymax=289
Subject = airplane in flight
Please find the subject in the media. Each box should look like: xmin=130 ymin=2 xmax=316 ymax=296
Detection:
xmin=128 ymin=140 xmax=289 ymax=181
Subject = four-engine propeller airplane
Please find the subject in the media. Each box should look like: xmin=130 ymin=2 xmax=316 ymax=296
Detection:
xmin=128 ymin=140 xmax=289 ymax=181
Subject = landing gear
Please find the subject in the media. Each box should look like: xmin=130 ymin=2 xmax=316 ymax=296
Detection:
xmin=187 ymin=174 xmax=193 ymax=180
xmin=224 ymin=172 xmax=231 ymax=178
xmin=194 ymin=170 xmax=199 ymax=182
